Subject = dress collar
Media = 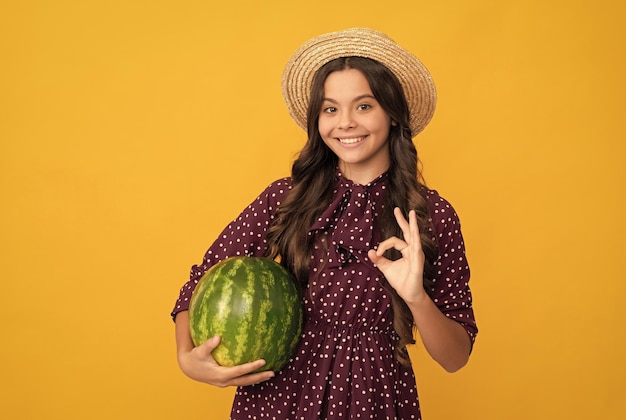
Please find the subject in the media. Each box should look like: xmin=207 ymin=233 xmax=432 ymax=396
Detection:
xmin=308 ymin=169 xmax=389 ymax=266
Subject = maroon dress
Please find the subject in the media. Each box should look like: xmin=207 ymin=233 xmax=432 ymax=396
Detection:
xmin=172 ymin=171 xmax=477 ymax=419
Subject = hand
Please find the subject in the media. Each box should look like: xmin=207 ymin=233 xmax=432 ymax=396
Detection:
xmin=175 ymin=312 xmax=275 ymax=387
xmin=367 ymin=207 xmax=426 ymax=305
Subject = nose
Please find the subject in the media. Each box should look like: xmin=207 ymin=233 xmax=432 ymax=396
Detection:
xmin=337 ymin=110 xmax=356 ymax=129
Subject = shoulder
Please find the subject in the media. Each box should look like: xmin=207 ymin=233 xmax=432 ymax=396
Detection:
xmin=424 ymin=189 xmax=457 ymax=217
xmin=261 ymin=177 xmax=292 ymax=197
xmin=423 ymin=189 xmax=463 ymax=237
xmin=266 ymin=177 xmax=293 ymax=190
xmin=255 ymin=177 xmax=293 ymax=207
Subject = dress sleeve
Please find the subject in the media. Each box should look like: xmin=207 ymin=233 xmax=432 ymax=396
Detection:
xmin=427 ymin=190 xmax=478 ymax=346
xmin=170 ymin=178 xmax=292 ymax=320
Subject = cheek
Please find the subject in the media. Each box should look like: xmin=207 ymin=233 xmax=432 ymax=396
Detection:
xmin=317 ymin=117 xmax=333 ymax=138
xmin=376 ymin=116 xmax=392 ymax=138
xmin=320 ymin=133 xmax=335 ymax=150
xmin=382 ymin=125 xmax=391 ymax=139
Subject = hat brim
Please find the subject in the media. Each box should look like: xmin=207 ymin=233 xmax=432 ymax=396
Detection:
xmin=281 ymin=28 xmax=437 ymax=137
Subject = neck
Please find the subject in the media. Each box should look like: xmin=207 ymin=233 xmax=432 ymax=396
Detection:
xmin=339 ymin=162 xmax=389 ymax=185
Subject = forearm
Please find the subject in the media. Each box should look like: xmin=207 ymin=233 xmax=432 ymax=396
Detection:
xmin=407 ymin=293 xmax=471 ymax=372
xmin=175 ymin=311 xmax=194 ymax=356
xmin=174 ymin=310 xmax=206 ymax=381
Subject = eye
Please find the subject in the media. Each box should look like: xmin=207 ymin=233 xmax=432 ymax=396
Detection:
xmin=322 ymin=106 xmax=337 ymax=114
xmin=357 ymin=103 xmax=372 ymax=111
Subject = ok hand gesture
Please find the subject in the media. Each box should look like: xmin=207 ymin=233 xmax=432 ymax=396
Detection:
xmin=367 ymin=207 xmax=426 ymax=305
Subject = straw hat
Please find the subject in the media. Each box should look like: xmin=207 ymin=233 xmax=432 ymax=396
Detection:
xmin=281 ymin=28 xmax=437 ymax=137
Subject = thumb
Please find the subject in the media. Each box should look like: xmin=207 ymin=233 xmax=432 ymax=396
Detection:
xmin=368 ymin=249 xmax=389 ymax=267
xmin=198 ymin=335 xmax=221 ymax=355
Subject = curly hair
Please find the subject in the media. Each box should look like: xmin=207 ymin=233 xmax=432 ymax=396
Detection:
xmin=266 ymin=57 xmax=438 ymax=367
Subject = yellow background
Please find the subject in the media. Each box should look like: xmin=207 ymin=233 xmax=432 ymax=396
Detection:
xmin=1 ymin=0 xmax=624 ymax=419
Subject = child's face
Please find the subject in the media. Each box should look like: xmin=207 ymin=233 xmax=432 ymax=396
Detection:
xmin=318 ymin=68 xmax=392 ymax=183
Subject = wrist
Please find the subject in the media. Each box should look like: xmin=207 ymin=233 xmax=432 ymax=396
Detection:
xmin=403 ymin=289 xmax=430 ymax=309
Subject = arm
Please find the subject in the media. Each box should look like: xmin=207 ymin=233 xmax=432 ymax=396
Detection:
xmin=171 ymin=179 xmax=292 ymax=385
xmin=368 ymin=208 xmax=473 ymax=372
xmin=400 ymin=286 xmax=471 ymax=372
xmin=175 ymin=311 xmax=275 ymax=387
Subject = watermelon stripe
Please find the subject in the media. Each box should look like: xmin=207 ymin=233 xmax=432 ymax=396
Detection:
xmin=250 ymin=266 xmax=270 ymax=361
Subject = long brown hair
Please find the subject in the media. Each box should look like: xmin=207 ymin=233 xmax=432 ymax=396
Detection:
xmin=266 ymin=57 xmax=438 ymax=366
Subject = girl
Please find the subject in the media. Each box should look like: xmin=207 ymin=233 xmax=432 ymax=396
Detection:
xmin=172 ymin=28 xmax=477 ymax=419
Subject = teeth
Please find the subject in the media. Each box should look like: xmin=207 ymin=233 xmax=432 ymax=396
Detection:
xmin=339 ymin=137 xmax=364 ymax=144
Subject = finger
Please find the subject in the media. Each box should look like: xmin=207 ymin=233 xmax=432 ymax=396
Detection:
xmin=393 ymin=207 xmax=410 ymax=238
xmin=373 ymin=236 xmax=407 ymax=257
xmin=227 ymin=369 xmax=276 ymax=387
xmin=200 ymin=336 xmax=271 ymax=375
xmin=407 ymin=210 xmax=425 ymax=274
xmin=229 ymin=358 xmax=269 ymax=375
xmin=368 ymin=249 xmax=389 ymax=266
xmin=408 ymin=210 xmax=421 ymax=249
xmin=216 ymin=360 xmax=274 ymax=387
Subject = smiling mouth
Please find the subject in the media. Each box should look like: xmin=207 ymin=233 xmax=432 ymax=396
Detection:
xmin=338 ymin=136 xmax=366 ymax=144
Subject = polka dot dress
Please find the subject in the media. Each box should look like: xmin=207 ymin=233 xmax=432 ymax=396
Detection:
xmin=172 ymin=172 xmax=477 ymax=419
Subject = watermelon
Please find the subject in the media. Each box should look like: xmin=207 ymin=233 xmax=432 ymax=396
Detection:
xmin=189 ymin=256 xmax=303 ymax=373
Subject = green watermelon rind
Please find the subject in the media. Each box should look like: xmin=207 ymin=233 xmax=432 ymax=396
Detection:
xmin=188 ymin=256 xmax=303 ymax=373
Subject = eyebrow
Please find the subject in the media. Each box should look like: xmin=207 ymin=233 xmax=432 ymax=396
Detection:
xmin=321 ymin=94 xmax=377 ymax=104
